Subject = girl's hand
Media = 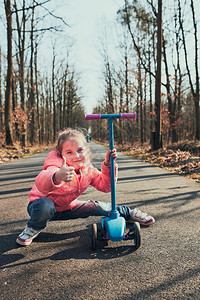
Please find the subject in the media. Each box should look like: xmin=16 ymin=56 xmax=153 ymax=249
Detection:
xmin=54 ymin=156 xmax=75 ymax=183
xmin=104 ymin=148 xmax=117 ymax=166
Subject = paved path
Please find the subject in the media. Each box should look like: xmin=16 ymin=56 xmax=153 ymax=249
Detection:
xmin=0 ymin=142 xmax=200 ymax=299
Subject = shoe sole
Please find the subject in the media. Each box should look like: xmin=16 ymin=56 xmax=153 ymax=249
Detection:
xmin=16 ymin=237 xmax=32 ymax=246
xmin=16 ymin=231 xmax=41 ymax=246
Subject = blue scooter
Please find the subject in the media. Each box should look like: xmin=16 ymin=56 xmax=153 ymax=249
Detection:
xmin=85 ymin=113 xmax=141 ymax=250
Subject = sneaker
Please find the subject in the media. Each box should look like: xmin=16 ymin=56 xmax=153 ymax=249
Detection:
xmin=128 ymin=208 xmax=155 ymax=226
xmin=16 ymin=226 xmax=41 ymax=246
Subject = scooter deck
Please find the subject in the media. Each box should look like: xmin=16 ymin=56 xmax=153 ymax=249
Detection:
xmin=104 ymin=216 xmax=126 ymax=242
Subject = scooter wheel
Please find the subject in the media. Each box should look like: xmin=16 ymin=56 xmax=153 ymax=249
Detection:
xmin=91 ymin=223 xmax=97 ymax=250
xmin=133 ymin=222 xmax=141 ymax=249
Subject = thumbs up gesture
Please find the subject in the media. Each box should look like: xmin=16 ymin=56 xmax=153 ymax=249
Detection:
xmin=54 ymin=156 xmax=75 ymax=183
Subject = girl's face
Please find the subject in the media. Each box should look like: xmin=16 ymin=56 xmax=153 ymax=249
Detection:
xmin=61 ymin=138 xmax=87 ymax=170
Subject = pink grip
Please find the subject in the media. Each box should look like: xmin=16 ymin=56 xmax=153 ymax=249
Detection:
xmin=120 ymin=113 xmax=136 ymax=120
xmin=85 ymin=114 xmax=101 ymax=120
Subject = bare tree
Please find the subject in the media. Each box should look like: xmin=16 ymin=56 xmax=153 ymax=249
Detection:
xmin=13 ymin=0 xmax=27 ymax=147
xmin=178 ymin=0 xmax=199 ymax=140
xmin=51 ymin=45 xmax=56 ymax=142
xmin=118 ymin=0 xmax=162 ymax=148
xmin=4 ymin=0 xmax=14 ymax=145
xmin=154 ymin=0 xmax=162 ymax=149
xmin=29 ymin=1 xmax=35 ymax=145
xmin=62 ymin=67 xmax=69 ymax=129
xmin=105 ymin=61 xmax=114 ymax=113
xmin=0 ymin=46 xmax=3 ymax=132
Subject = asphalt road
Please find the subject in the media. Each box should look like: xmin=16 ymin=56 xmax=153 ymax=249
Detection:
xmin=0 ymin=142 xmax=200 ymax=300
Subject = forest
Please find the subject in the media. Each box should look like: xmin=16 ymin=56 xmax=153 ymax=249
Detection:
xmin=0 ymin=0 xmax=199 ymax=153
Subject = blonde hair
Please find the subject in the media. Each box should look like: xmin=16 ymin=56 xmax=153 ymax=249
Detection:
xmin=56 ymin=128 xmax=92 ymax=163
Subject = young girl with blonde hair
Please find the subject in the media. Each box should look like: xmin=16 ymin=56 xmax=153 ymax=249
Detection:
xmin=17 ymin=128 xmax=155 ymax=246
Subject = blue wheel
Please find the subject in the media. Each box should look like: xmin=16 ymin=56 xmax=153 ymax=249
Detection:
xmin=133 ymin=222 xmax=141 ymax=249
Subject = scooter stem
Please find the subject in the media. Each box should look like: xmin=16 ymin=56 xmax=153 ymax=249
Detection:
xmin=108 ymin=118 xmax=117 ymax=213
xmin=84 ymin=112 xmax=136 ymax=220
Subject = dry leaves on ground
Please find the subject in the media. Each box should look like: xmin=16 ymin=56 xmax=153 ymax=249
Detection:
xmin=118 ymin=141 xmax=200 ymax=183
xmin=0 ymin=143 xmax=55 ymax=164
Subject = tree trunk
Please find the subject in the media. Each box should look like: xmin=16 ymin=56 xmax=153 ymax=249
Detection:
xmin=138 ymin=59 xmax=143 ymax=144
xmin=154 ymin=0 xmax=162 ymax=149
xmin=191 ymin=0 xmax=199 ymax=140
xmin=125 ymin=56 xmax=129 ymax=113
xmin=178 ymin=0 xmax=199 ymax=140
xmin=62 ymin=69 xmax=68 ymax=129
xmin=118 ymin=86 xmax=123 ymax=144
xmin=34 ymin=37 xmax=40 ymax=143
xmin=148 ymin=38 xmax=153 ymax=133
xmin=0 ymin=46 xmax=3 ymax=132
xmin=107 ymin=62 xmax=114 ymax=113
xmin=163 ymin=38 xmax=177 ymax=143
xmin=174 ymin=8 xmax=182 ymax=142
xmin=144 ymin=69 xmax=147 ymax=143
xmin=29 ymin=4 xmax=35 ymax=145
xmin=14 ymin=0 xmax=27 ymax=147
xmin=4 ymin=0 xmax=13 ymax=146
xmin=52 ymin=47 xmax=56 ymax=142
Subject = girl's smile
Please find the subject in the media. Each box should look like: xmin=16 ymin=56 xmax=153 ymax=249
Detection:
xmin=61 ymin=139 xmax=86 ymax=170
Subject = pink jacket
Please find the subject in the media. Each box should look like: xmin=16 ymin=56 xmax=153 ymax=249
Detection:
xmin=29 ymin=150 xmax=118 ymax=212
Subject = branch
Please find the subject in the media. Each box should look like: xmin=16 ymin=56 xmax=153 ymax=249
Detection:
xmin=13 ymin=26 xmax=63 ymax=33
xmin=178 ymin=0 xmax=195 ymax=96
xmin=34 ymin=0 xmax=70 ymax=27
xmin=12 ymin=0 xmax=70 ymax=27
xmin=12 ymin=0 xmax=51 ymax=13
xmin=146 ymin=0 xmax=157 ymax=17
xmin=126 ymin=18 xmax=156 ymax=80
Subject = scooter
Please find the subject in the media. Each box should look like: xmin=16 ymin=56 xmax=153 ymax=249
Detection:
xmin=85 ymin=113 xmax=141 ymax=250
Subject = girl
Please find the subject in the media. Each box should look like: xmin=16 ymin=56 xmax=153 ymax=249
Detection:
xmin=16 ymin=128 xmax=155 ymax=246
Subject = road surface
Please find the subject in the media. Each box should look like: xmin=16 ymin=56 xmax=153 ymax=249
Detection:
xmin=0 ymin=142 xmax=200 ymax=299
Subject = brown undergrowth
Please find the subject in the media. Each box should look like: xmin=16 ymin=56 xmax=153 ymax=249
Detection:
xmin=0 ymin=142 xmax=56 ymax=164
xmin=97 ymin=140 xmax=200 ymax=183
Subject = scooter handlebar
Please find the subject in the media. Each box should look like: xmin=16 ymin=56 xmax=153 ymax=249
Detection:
xmin=120 ymin=113 xmax=136 ymax=120
xmin=84 ymin=114 xmax=101 ymax=120
xmin=85 ymin=112 xmax=136 ymax=120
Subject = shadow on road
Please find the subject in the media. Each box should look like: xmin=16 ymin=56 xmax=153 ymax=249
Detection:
xmin=120 ymin=267 xmax=200 ymax=299
xmin=118 ymin=173 xmax=177 ymax=183
xmin=123 ymin=189 xmax=200 ymax=208
xmin=118 ymin=165 xmax=156 ymax=171
xmin=0 ymin=174 xmax=38 ymax=183
xmin=0 ymin=226 xmax=139 ymax=269
xmin=0 ymin=187 xmax=31 ymax=196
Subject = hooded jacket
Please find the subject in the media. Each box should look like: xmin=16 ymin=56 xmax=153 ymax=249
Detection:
xmin=29 ymin=150 xmax=118 ymax=212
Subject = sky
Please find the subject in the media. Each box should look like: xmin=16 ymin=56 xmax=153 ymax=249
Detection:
xmin=0 ymin=0 xmax=121 ymax=114
xmin=45 ymin=0 xmax=199 ymax=115
xmin=1 ymin=0 xmax=199 ymax=115
xmin=47 ymin=0 xmax=122 ymax=114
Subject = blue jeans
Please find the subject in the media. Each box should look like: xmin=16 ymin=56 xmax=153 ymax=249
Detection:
xmin=27 ymin=197 xmax=131 ymax=230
